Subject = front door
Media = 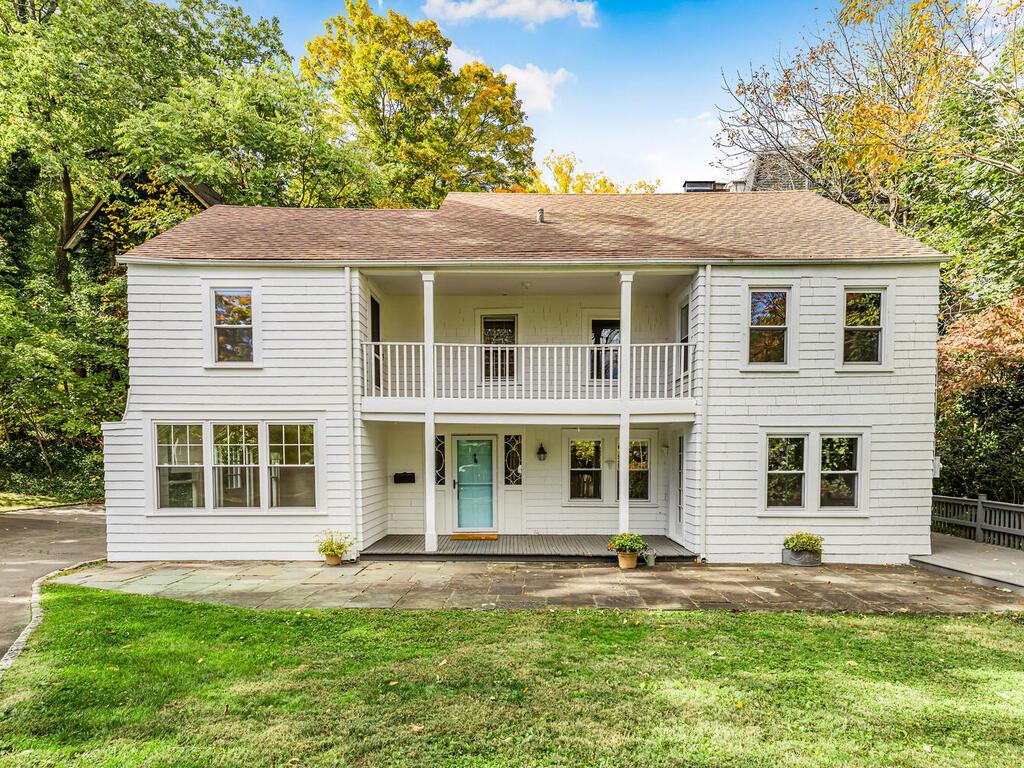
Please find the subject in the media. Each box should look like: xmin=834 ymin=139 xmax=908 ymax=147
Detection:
xmin=456 ymin=437 xmax=495 ymax=530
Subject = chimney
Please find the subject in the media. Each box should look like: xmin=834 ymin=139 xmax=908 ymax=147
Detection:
xmin=536 ymin=208 xmax=544 ymax=224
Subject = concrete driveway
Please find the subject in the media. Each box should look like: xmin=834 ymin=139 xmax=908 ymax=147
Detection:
xmin=1 ymin=505 xmax=106 ymax=656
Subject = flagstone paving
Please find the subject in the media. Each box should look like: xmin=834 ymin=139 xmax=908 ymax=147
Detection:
xmin=51 ymin=559 xmax=1024 ymax=613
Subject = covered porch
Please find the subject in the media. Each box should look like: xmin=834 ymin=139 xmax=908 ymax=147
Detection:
xmin=361 ymin=534 xmax=696 ymax=561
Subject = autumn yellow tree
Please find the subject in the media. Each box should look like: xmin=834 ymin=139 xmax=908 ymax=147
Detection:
xmin=301 ymin=0 xmax=534 ymax=207
xmin=510 ymin=151 xmax=659 ymax=194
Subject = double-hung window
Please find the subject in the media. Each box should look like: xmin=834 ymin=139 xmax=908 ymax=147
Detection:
xmin=590 ymin=319 xmax=620 ymax=380
xmin=619 ymin=439 xmax=651 ymax=501
xmin=843 ymin=291 xmax=883 ymax=364
xmin=482 ymin=315 xmax=516 ymax=380
xmin=269 ymin=424 xmax=317 ymax=508
xmin=820 ymin=436 xmax=859 ymax=507
xmin=156 ymin=425 xmax=204 ymax=508
xmin=748 ymin=289 xmax=788 ymax=364
xmin=766 ymin=436 xmax=805 ymax=508
xmin=213 ymin=424 xmax=260 ymax=508
xmin=569 ymin=439 xmax=602 ymax=500
xmin=214 ymin=289 xmax=254 ymax=363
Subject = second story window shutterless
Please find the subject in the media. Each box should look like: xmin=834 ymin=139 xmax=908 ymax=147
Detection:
xmin=843 ymin=291 xmax=883 ymax=364
xmin=748 ymin=290 xmax=788 ymax=364
xmin=214 ymin=289 xmax=254 ymax=363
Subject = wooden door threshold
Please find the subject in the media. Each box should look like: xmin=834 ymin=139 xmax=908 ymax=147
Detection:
xmin=450 ymin=533 xmax=499 ymax=541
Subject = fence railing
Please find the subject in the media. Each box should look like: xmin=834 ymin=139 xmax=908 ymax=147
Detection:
xmin=932 ymin=494 xmax=1024 ymax=550
xmin=362 ymin=341 xmax=698 ymax=400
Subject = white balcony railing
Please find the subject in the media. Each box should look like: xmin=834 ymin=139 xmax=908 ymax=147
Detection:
xmin=362 ymin=342 xmax=696 ymax=400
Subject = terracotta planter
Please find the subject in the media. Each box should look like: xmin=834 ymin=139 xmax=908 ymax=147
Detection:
xmin=324 ymin=554 xmax=342 ymax=567
xmin=616 ymin=551 xmax=639 ymax=570
xmin=782 ymin=548 xmax=821 ymax=567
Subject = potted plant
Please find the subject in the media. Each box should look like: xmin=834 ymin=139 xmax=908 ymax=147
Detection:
xmin=782 ymin=532 xmax=823 ymax=566
xmin=316 ymin=529 xmax=356 ymax=566
xmin=608 ymin=533 xmax=647 ymax=570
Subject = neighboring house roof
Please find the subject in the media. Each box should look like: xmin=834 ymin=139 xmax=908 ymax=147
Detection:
xmin=119 ymin=190 xmax=945 ymax=264
xmin=62 ymin=176 xmax=223 ymax=251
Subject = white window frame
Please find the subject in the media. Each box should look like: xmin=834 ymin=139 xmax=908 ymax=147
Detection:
xmin=211 ymin=422 xmax=262 ymax=510
xmin=154 ymin=422 xmax=206 ymax=510
xmin=836 ymin=281 xmax=894 ymax=372
xmin=583 ymin=311 xmax=622 ymax=383
xmin=204 ymin=281 xmax=262 ymax=368
xmin=741 ymin=281 xmax=799 ymax=373
xmin=819 ymin=434 xmax=861 ymax=509
xmin=763 ymin=433 xmax=807 ymax=511
xmin=145 ymin=415 xmax=325 ymax=516
xmin=615 ymin=436 xmax=656 ymax=505
xmin=479 ymin=313 xmax=518 ymax=382
xmin=563 ymin=432 xmax=609 ymax=505
xmin=757 ymin=427 xmax=871 ymax=517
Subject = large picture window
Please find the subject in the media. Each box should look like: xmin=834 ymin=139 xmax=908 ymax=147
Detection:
xmin=213 ymin=424 xmax=260 ymax=508
xmin=766 ymin=436 xmax=805 ymax=507
xmin=569 ymin=439 xmax=602 ymax=500
xmin=820 ymin=436 xmax=859 ymax=507
xmin=749 ymin=289 xmax=788 ymax=364
xmin=214 ymin=288 xmax=254 ymax=363
xmin=843 ymin=291 xmax=883 ymax=364
xmin=156 ymin=424 xmax=204 ymax=508
xmin=269 ymin=424 xmax=316 ymax=508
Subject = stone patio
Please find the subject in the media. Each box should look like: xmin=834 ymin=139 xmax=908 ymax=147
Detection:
xmin=52 ymin=559 xmax=1024 ymax=613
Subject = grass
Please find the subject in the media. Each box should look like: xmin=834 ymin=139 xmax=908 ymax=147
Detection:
xmin=0 ymin=492 xmax=63 ymax=511
xmin=1 ymin=586 xmax=1023 ymax=767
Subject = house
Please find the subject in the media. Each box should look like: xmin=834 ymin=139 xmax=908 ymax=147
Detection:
xmin=102 ymin=190 xmax=943 ymax=563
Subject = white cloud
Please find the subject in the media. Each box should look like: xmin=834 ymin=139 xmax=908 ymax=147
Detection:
xmin=447 ymin=44 xmax=483 ymax=69
xmin=500 ymin=63 xmax=576 ymax=112
xmin=423 ymin=0 xmax=598 ymax=28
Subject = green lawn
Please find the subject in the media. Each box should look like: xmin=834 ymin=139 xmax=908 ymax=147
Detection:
xmin=0 ymin=492 xmax=62 ymax=511
xmin=1 ymin=586 xmax=1022 ymax=767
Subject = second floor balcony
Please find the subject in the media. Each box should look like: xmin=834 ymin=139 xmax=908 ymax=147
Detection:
xmin=362 ymin=341 xmax=696 ymax=401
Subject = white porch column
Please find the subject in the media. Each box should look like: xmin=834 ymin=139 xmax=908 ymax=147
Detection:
xmin=422 ymin=271 xmax=437 ymax=551
xmin=618 ymin=271 xmax=633 ymax=533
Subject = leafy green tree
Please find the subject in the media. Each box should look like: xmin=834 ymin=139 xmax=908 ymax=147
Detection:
xmin=0 ymin=147 xmax=40 ymax=289
xmin=302 ymin=0 xmax=534 ymax=207
xmin=118 ymin=63 xmax=384 ymax=208
xmin=0 ymin=0 xmax=284 ymax=289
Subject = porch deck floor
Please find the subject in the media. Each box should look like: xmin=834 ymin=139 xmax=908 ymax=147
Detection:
xmin=361 ymin=534 xmax=696 ymax=561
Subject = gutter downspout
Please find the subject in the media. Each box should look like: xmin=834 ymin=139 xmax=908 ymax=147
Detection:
xmin=700 ymin=264 xmax=712 ymax=562
xmin=345 ymin=267 xmax=360 ymax=549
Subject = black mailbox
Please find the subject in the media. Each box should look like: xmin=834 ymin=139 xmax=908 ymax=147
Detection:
xmin=393 ymin=472 xmax=415 ymax=484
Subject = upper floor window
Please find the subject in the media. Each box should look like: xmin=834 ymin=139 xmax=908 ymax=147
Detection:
xmin=590 ymin=319 xmax=620 ymax=380
xmin=678 ymin=303 xmax=690 ymax=372
xmin=749 ymin=289 xmax=788 ymax=364
xmin=843 ymin=291 xmax=883 ymax=364
xmin=214 ymin=288 xmax=254 ymax=363
xmin=482 ymin=315 xmax=516 ymax=380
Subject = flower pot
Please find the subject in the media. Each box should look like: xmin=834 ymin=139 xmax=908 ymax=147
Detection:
xmin=782 ymin=548 xmax=821 ymax=567
xmin=616 ymin=552 xmax=638 ymax=570
xmin=324 ymin=554 xmax=342 ymax=567
xmin=642 ymin=551 xmax=657 ymax=567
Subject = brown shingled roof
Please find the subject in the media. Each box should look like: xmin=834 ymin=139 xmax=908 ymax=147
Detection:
xmin=120 ymin=190 xmax=945 ymax=263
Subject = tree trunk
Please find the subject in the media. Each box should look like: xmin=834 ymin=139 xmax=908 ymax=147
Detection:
xmin=55 ymin=164 xmax=73 ymax=293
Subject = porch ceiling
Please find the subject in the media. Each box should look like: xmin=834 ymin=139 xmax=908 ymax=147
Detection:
xmin=362 ymin=269 xmax=693 ymax=297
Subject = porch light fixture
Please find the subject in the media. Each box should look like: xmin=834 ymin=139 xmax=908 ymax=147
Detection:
xmin=536 ymin=443 xmax=547 ymax=462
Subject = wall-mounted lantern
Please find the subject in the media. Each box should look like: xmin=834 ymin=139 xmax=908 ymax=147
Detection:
xmin=536 ymin=443 xmax=548 ymax=462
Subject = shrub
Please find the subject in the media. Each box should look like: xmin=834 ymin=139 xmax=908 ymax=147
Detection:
xmin=783 ymin=532 xmax=823 ymax=553
xmin=316 ymin=530 xmax=356 ymax=558
xmin=607 ymin=532 xmax=647 ymax=553
xmin=0 ymin=442 xmax=104 ymax=502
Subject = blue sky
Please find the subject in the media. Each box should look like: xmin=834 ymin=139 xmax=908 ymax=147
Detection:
xmin=237 ymin=0 xmax=836 ymax=191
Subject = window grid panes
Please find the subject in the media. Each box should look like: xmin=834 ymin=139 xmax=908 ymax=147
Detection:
xmin=843 ymin=291 xmax=882 ymax=364
xmin=749 ymin=290 xmax=788 ymax=364
xmin=268 ymin=424 xmax=316 ymax=508
xmin=766 ymin=436 xmax=805 ymax=508
xmin=482 ymin=316 xmax=516 ymax=380
xmin=213 ymin=424 xmax=260 ymax=508
xmin=621 ymin=439 xmax=650 ymax=501
xmin=503 ymin=434 xmax=523 ymax=486
xmin=590 ymin=319 xmax=620 ymax=380
xmin=156 ymin=424 xmax=204 ymax=508
xmin=820 ymin=436 xmax=859 ymax=507
xmin=569 ymin=440 xmax=602 ymax=500
xmin=214 ymin=288 xmax=253 ymax=363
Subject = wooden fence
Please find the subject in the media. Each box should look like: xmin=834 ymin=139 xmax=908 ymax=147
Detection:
xmin=932 ymin=495 xmax=1024 ymax=550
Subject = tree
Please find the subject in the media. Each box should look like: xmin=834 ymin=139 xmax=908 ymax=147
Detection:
xmin=0 ymin=147 xmax=40 ymax=289
xmin=301 ymin=0 xmax=534 ymax=207
xmin=117 ymin=63 xmax=384 ymax=209
xmin=510 ymin=150 xmax=659 ymax=194
xmin=0 ymin=0 xmax=284 ymax=289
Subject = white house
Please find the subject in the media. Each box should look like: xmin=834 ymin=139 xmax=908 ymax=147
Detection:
xmin=101 ymin=191 xmax=943 ymax=563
